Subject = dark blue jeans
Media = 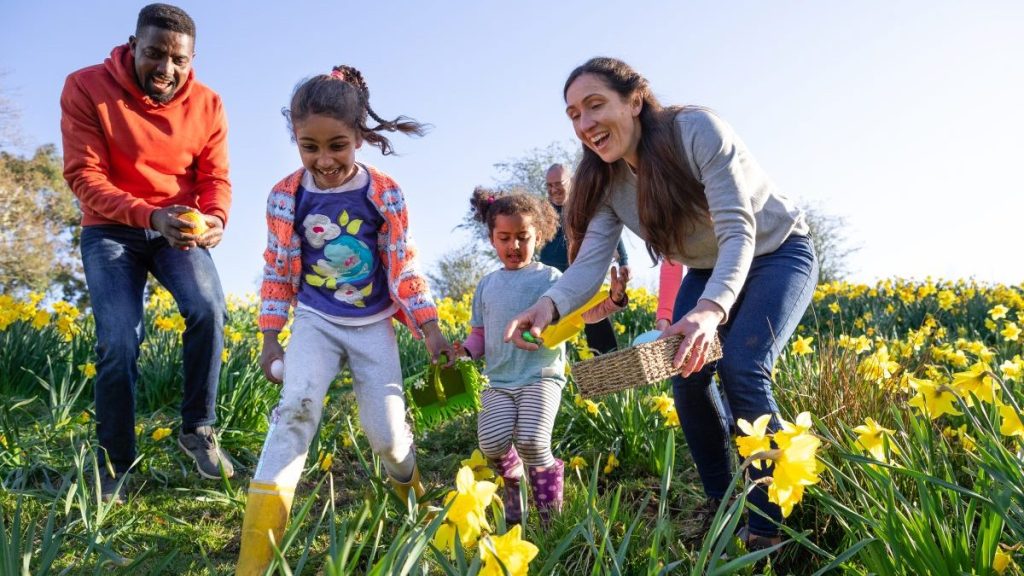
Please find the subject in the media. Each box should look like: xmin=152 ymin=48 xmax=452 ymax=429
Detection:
xmin=81 ymin=225 xmax=226 ymax=473
xmin=671 ymin=234 xmax=818 ymax=537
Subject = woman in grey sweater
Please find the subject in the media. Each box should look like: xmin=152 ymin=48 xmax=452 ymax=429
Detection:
xmin=504 ymin=57 xmax=819 ymax=547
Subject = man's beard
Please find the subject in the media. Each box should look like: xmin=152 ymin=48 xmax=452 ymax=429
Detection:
xmin=144 ymin=76 xmax=178 ymax=103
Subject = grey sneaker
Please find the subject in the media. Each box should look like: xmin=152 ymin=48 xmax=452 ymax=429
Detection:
xmin=98 ymin=468 xmax=129 ymax=504
xmin=178 ymin=426 xmax=235 ymax=479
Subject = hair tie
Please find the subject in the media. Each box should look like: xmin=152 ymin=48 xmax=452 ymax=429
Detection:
xmin=487 ymin=195 xmax=495 ymax=204
xmin=330 ymin=69 xmax=346 ymax=82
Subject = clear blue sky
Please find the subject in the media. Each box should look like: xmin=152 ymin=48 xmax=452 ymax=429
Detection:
xmin=3 ymin=1 xmax=1022 ymax=297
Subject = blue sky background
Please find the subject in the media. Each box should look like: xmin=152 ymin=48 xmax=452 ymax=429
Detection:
xmin=2 ymin=1 xmax=1022 ymax=297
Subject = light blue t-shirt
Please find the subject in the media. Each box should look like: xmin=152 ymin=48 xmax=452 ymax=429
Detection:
xmin=471 ymin=262 xmax=566 ymax=389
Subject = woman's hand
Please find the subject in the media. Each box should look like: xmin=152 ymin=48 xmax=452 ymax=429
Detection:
xmin=609 ymin=265 xmax=631 ymax=305
xmin=422 ymin=320 xmax=455 ymax=366
xmin=660 ymin=299 xmax=725 ymax=377
xmin=503 ymin=296 xmax=558 ymax=350
xmin=259 ymin=332 xmax=286 ymax=384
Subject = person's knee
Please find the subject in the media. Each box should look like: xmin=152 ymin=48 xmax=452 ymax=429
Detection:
xmin=515 ymin=436 xmax=553 ymax=466
xmin=273 ymin=398 xmax=322 ymax=447
xmin=180 ymin=291 xmax=226 ymax=324
xmin=365 ymin=425 xmax=413 ymax=467
xmin=95 ymin=330 xmax=142 ymax=364
xmin=478 ymin=437 xmax=513 ymax=461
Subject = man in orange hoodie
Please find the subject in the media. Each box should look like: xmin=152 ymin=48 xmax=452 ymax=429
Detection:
xmin=61 ymin=3 xmax=234 ymax=503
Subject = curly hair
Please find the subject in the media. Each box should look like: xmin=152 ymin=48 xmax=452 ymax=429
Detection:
xmin=283 ymin=65 xmax=427 ymax=155
xmin=469 ymin=187 xmax=559 ymax=248
xmin=136 ymin=3 xmax=195 ymax=39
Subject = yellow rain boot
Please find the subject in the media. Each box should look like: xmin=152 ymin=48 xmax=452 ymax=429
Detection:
xmin=388 ymin=465 xmax=426 ymax=504
xmin=236 ymin=481 xmax=294 ymax=576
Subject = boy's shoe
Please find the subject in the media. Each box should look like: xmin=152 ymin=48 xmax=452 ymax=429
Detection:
xmin=178 ymin=426 xmax=235 ymax=479
xmin=98 ymin=468 xmax=129 ymax=504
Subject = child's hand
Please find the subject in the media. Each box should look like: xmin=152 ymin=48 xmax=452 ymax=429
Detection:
xmin=422 ymin=320 xmax=455 ymax=367
xmin=452 ymin=340 xmax=470 ymax=359
xmin=609 ymin=265 xmax=631 ymax=306
xmin=260 ymin=332 xmax=286 ymax=384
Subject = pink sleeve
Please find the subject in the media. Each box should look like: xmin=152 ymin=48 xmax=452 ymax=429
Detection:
xmin=463 ymin=326 xmax=485 ymax=359
xmin=657 ymin=260 xmax=685 ymax=322
xmin=582 ymin=297 xmax=622 ymax=323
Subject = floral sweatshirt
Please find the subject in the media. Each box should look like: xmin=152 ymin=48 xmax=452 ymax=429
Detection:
xmin=258 ymin=165 xmax=438 ymax=336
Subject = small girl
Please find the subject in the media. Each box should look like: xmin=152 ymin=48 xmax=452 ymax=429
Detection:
xmin=238 ymin=65 xmax=452 ymax=575
xmin=457 ymin=187 xmax=630 ymax=525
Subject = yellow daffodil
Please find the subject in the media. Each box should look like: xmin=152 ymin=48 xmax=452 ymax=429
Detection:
xmin=461 ymin=449 xmax=496 ymax=481
xmin=994 ymin=547 xmax=1016 ymax=575
xmin=989 ymin=304 xmax=1009 ymax=321
xmin=663 ymin=409 xmax=680 ymax=428
xmin=79 ymin=363 xmax=97 ymax=379
xmin=568 ymin=456 xmax=587 ymax=471
xmin=951 ymin=363 xmax=1000 ymax=406
xmin=828 ymin=302 xmax=840 ymax=314
xmin=151 ymin=427 xmax=172 ymax=441
xmin=318 ymin=453 xmax=333 ymax=471
xmin=768 ymin=431 xmax=822 ymax=518
xmin=907 ymin=377 xmax=962 ymax=420
xmin=852 ymin=417 xmax=898 ymax=462
xmin=858 ymin=345 xmax=900 ymax=383
xmin=1001 ymin=322 xmax=1021 ymax=342
xmin=478 ymin=524 xmax=539 ymax=576
xmin=434 ymin=466 xmax=498 ymax=552
xmin=583 ymin=399 xmax=601 ymax=417
xmin=649 ymin=393 xmax=674 ymax=417
xmin=31 ymin=309 xmax=50 ymax=329
xmin=775 ymin=412 xmax=813 ymax=447
xmin=603 ymin=453 xmax=620 ymax=474
xmin=736 ymin=414 xmax=773 ymax=470
xmin=999 ymin=402 xmax=1024 ymax=438
xmin=1000 ymin=356 xmax=1023 ymax=381
xmin=573 ymin=394 xmax=586 ymax=408
xmin=937 ymin=290 xmax=957 ymax=310
xmin=791 ymin=336 xmax=814 ymax=356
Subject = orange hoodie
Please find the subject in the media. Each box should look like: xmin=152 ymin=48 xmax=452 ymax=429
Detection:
xmin=60 ymin=44 xmax=231 ymax=228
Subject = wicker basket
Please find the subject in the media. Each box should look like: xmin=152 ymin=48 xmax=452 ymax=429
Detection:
xmin=572 ymin=334 xmax=723 ymax=399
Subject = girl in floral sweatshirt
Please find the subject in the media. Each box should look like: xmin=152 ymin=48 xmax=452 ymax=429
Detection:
xmin=238 ymin=65 xmax=452 ymax=576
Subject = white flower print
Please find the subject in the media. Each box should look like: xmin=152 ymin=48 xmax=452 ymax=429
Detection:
xmin=303 ymin=214 xmax=341 ymax=248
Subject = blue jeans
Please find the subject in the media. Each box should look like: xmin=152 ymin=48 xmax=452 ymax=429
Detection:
xmin=671 ymin=234 xmax=818 ymax=537
xmin=81 ymin=225 xmax=226 ymax=473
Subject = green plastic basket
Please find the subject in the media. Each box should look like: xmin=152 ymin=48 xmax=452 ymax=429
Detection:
xmin=403 ymin=355 xmax=484 ymax=432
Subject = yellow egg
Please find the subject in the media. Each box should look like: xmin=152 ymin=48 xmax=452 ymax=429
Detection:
xmin=180 ymin=210 xmax=208 ymax=235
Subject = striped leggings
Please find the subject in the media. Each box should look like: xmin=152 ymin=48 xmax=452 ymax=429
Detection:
xmin=477 ymin=380 xmax=561 ymax=468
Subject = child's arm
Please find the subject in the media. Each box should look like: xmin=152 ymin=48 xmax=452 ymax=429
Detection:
xmin=656 ymin=260 xmax=685 ymax=331
xmin=260 ymin=331 xmax=285 ymax=384
xmin=459 ymin=326 xmax=485 ymax=360
xmin=420 ymin=320 xmax=455 ymax=366
xmin=582 ymin=265 xmax=631 ymax=323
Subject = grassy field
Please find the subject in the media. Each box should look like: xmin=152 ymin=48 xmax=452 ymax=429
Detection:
xmin=1 ymin=279 xmax=1022 ymax=575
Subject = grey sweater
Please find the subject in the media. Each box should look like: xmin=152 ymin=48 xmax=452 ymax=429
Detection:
xmin=545 ymin=108 xmax=808 ymax=321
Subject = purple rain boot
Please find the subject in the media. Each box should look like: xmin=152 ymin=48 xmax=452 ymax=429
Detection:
xmin=492 ymin=446 xmax=525 ymax=525
xmin=527 ymin=458 xmax=564 ymax=524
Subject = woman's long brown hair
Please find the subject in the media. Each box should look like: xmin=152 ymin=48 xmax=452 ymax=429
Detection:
xmin=562 ymin=57 xmax=710 ymax=264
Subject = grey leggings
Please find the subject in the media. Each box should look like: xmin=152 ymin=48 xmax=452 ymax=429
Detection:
xmin=477 ymin=380 xmax=562 ymax=468
xmin=252 ymin=309 xmax=416 ymax=489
